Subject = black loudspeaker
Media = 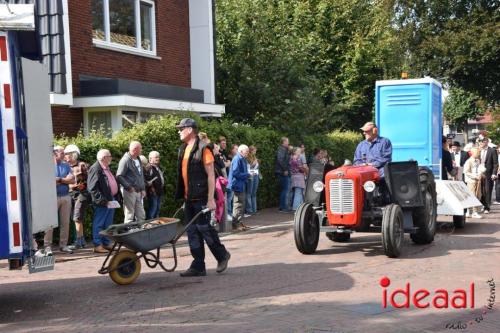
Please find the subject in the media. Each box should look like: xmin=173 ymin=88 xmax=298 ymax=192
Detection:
xmin=384 ymin=161 xmax=423 ymax=208
xmin=304 ymin=161 xmax=325 ymax=206
xmin=304 ymin=162 xmax=336 ymax=206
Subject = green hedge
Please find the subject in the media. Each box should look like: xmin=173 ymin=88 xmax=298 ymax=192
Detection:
xmin=55 ymin=115 xmax=360 ymax=239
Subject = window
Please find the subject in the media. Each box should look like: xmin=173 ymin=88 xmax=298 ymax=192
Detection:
xmin=122 ymin=111 xmax=138 ymax=129
xmin=92 ymin=0 xmax=156 ymax=55
xmin=88 ymin=111 xmax=112 ymax=136
xmin=122 ymin=111 xmax=161 ymax=128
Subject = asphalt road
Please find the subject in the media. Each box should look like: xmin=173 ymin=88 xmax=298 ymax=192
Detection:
xmin=1 ymin=206 xmax=499 ymax=333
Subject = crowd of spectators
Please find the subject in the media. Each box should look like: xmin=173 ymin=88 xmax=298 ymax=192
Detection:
xmin=36 ymin=128 xmax=266 ymax=255
xmin=35 ymin=124 xmax=499 ymax=257
xmin=442 ymin=132 xmax=499 ymax=219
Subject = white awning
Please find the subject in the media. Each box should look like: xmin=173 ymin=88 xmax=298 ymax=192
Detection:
xmin=0 ymin=4 xmax=35 ymax=31
xmin=72 ymin=94 xmax=225 ymax=116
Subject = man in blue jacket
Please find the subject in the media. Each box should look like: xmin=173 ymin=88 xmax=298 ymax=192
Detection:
xmin=228 ymin=144 xmax=250 ymax=230
xmin=353 ymin=122 xmax=392 ymax=178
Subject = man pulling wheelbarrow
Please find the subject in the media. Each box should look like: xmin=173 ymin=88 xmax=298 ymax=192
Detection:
xmin=175 ymin=118 xmax=231 ymax=277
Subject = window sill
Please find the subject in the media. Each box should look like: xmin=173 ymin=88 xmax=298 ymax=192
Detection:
xmin=93 ymin=40 xmax=161 ymax=60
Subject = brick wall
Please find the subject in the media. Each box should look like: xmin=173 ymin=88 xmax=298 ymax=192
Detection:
xmin=52 ymin=107 xmax=83 ymax=137
xmin=68 ymin=0 xmax=191 ymax=96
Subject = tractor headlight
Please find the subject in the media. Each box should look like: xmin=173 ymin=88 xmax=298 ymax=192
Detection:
xmin=313 ymin=181 xmax=324 ymax=193
xmin=363 ymin=181 xmax=376 ymax=193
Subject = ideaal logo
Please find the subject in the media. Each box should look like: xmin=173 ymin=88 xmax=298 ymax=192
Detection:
xmin=379 ymin=277 xmax=496 ymax=330
xmin=380 ymin=276 xmax=475 ymax=309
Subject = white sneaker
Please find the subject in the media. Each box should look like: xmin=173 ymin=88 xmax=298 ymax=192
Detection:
xmin=59 ymin=246 xmax=74 ymax=254
xmin=34 ymin=249 xmax=45 ymax=257
xmin=471 ymin=212 xmax=482 ymax=219
xmin=493 ymin=201 xmax=500 ymax=205
xmin=226 ymin=215 xmax=233 ymax=222
xmin=44 ymin=246 xmax=53 ymax=256
xmin=244 ymin=214 xmax=251 ymax=218
xmin=484 ymin=210 xmax=490 ymax=214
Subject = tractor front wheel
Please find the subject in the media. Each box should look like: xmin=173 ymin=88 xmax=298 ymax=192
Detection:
xmin=326 ymin=232 xmax=351 ymax=242
xmin=294 ymin=203 xmax=320 ymax=254
xmin=382 ymin=204 xmax=404 ymax=258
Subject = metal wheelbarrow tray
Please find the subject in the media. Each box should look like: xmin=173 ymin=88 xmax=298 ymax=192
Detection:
xmin=103 ymin=217 xmax=180 ymax=253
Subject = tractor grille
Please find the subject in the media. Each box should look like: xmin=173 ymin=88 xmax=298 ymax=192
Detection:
xmin=329 ymin=179 xmax=354 ymax=214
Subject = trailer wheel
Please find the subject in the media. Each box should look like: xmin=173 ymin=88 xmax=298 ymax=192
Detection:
xmin=326 ymin=232 xmax=351 ymax=242
xmin=382 ymin=204 xmax=404 ymax=258
xmin=109 ymin=250 xmax=141 ymax=285
xmin=411 ymin=167 xmax=437 ymax=244
xmin=453 ymin=210 xmax=467 ymax=229
xmin=294 ymin=203 xmax=320 ymax=254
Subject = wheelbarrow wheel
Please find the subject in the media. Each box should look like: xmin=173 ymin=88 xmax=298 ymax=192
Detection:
xmin=109 ymin=250 xmax=141 ymax=285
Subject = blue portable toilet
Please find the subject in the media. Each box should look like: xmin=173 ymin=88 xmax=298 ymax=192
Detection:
xmin=375 ymin=78 xmax=442 ymax=178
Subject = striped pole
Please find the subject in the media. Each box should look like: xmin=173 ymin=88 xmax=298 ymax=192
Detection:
xmin=0 ymin=31 xmax=23 ymax=254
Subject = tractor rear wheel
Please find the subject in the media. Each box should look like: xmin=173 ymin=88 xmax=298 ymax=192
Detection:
xmin=294 ymin=203 xmax=320 ymax=254
xmin=382 ymin=204 xmax=404 ymax=258
xmin=410 ymin=167 xmax=437 ymax=244
xmin=326 ymin=232 xmax=351 ymax=242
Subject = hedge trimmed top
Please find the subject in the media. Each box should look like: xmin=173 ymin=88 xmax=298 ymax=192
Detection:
xmin=55 ymin=115 xmax=360 ymax=214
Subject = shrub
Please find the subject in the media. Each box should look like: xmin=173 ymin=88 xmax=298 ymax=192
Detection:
xmin=55 ymin=115 xmax=360 ymax=239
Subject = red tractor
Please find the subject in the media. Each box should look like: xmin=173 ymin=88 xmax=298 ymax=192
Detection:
xmin=294 ymin=160 xmax=437 ymax=258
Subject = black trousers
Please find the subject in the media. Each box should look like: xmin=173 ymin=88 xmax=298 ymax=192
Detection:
xmin=480 ymin=177 xmax=494 ymax=210
xmin=495 ymin=179 xmax=500 ymax=202
xmin=184 ymin=200 xmax=227 ymax=271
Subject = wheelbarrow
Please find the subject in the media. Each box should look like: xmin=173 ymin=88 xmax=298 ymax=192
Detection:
xmin=98 ymin=207 xmax=210 ymax=285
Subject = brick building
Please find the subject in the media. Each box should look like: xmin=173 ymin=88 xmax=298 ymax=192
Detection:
xmin=4 ymin=0 xmax=223 ymax=136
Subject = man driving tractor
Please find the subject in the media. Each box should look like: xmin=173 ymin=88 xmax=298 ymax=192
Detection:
xmin=353 ymin=122 xmax=393 ymax=177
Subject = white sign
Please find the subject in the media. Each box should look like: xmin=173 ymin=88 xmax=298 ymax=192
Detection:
xmin=0 ymin=4 xmax=34 ymax=31
xmin=436 ymin=180 xmax=483 ymax=215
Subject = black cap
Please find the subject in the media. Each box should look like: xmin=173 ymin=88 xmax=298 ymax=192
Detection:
xmin=176 ymin=118 xmax=197 ymax=129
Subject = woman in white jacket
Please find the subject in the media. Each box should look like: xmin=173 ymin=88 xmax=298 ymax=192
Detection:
xmin=463 ymin=147 xmax=484 ymax=218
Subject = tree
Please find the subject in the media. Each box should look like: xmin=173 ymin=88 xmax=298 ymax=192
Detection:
xmin=486 ymin=107 xmax=500 ymax=144
xmin=444 ymin=88 xmax=484 ymax=133
xmin=392 ymin=0 xmax=500 ymax=104
xmin=215 ymin=0 xmax=403 ymax=135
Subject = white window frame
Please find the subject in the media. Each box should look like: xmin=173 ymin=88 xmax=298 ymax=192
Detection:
xmin=50 ymin=0 xmax=73 ymax=105
xmin=92 ymin=0 xmax=157 ymax=57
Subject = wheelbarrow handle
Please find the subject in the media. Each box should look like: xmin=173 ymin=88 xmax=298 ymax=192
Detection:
xmin=172 ymin=207 xmax=211 ymax=243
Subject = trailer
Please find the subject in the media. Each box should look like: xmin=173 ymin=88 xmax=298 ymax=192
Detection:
xmin=1 ymin=4 xmax=58 ymax=272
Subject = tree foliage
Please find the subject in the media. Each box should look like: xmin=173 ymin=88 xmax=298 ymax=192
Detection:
xmin=216 ymin=0 xmax=403 ymax=134
xmin=392 ymin=0 xmax=500 ymax=104
xmin=443 ymin=88 xmax=483 ymax=130
xmin=216 ymin=0 xmax=499 ymax=131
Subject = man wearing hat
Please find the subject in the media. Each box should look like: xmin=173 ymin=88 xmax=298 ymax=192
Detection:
xmin=353 ymin=122 xmax=392 ymax=177
xmin=478 ymin=134 xmax=498 ymax=214
xmin=175 ymin=118 xmax=231 ymax=277
xmin=450 ymin=141 xmax=468 ymax=181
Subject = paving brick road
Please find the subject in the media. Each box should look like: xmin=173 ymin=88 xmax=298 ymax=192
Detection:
xmin=1 ymin=205 xmax=499 ymax=333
